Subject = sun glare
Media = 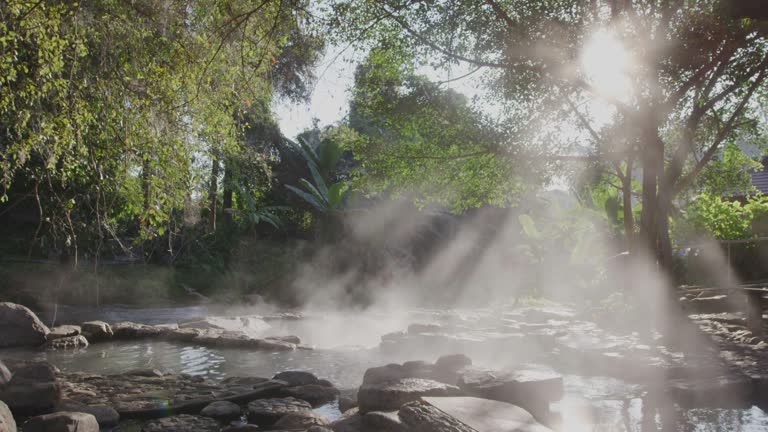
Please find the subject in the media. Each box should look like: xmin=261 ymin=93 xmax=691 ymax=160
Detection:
xmin=580 ymin=30 xmax=632 ymax=99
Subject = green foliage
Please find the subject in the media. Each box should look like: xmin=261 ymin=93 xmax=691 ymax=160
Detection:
xmin=0 ymin=0 xmax=323 ymax=263
xmin=344 ymin=48 xmax=533 ymax=212
xmin=695 ymin=143 xmax=764 ymax=197
xmin=674 ymin=193 xmax=768 ymax=241
xmin=285 ymin=136 xmax=350 ymax=213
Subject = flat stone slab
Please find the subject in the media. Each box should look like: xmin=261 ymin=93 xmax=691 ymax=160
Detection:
xmin=458 ymin=365 xmax=563 ymax=405
xmin=357 ymin=378 xmax=461 ymax=412
xmin=421 ymin=397 xmax=553 ymax=432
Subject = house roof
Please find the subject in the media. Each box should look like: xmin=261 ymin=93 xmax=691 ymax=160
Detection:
xmin=752 ymin=169 xmax=768 ymax=195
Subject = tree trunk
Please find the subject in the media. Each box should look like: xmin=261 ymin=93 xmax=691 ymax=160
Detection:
xmin=621 ymin=159 xmax=634 ymax=252
xmin=208 ymin=150 xmax=219 ymax=233
xmin=638 ymin=132 xmax=675 ymax=277
xmin=142 ymin=156 xmax=151 ymax=229
xmin=222 ymin=158 xmax=233 ymax=227
xmin=639 ymin=145 xmax=660 ymax=259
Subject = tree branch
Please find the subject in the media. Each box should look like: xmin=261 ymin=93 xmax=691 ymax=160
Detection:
xmin=673 ymin=67 xmax=767 ymax=196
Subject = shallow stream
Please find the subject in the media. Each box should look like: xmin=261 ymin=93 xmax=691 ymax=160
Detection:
xmin=2 ymin=305 xmax=768 ymax=431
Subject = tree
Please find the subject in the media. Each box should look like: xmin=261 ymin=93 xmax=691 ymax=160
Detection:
xmin=0 ymin=0 xmax=323 ymax=264
xmin=344 ymin=46 xmax=534 ymax=212
xmin=327 ymin=0 xmax=768 ymax=277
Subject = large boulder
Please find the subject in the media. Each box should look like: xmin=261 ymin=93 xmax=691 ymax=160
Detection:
xmin=363 ymin=364 xmax=408 ymax=385
xmin=330 ymin=413 xmax=363 ymax=432
xmin=273 ymin=370 xmax=319 ymax=386
xmin=141 ymin=414 xmax=219 ymax=432
xmin=282 ymin=384 xmax=340 ymax=407
xmin=434 ymin=354 xmax=472 ymax=372
xmin=0 ymin=381 xmax=62 ymax=415
xmin=80 ymin=321 xmax=113 ymax=341
xmin=246 ymin=397 xmax=312 ymax=426
xmin=23 ymin=411 xmax=99 ymax=432
xmin=0 ymin=401 xmax=15 ymax=432
xmin=55 ymin=399 xmax=120 ymax=427
xmin=1 ymin=362 xmax=61 ymax=415
xmin=362 ymin=411 xmax=407 ymax=432
xmin=9 ymin=361 xmax=57 ymax=383
xmin=458 ymin=366 xmax=563 ymax=416
xmin=0 ymin=302 xmax=49 ymax=347
xmin=200 ymin=400 xmax=241 ymax=420
xmin=357 ymin=378 xmax=461 ymax=413
xmin=398 ymin=400 xmax=475 ymax=432
xmin=418 ymin=396 xmax=553 ymax=432
xmin=272 ymin=412 xmax=329 ymax=429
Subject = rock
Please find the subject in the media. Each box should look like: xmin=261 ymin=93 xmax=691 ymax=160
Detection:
xmin=23 ymin=411 xmax=99 ymax=432
xmin=0 ymin=302 xmax=49 ymax=347
xmin=56 ymin=399 xmax=120 ymax=427
xmin=273 ymin=370 xmax=319 ymax=386
xmin=318 ymin=379 xmax=335 ymax=387
xmin=141 ymin=414 xmax=219 ymax=432
xmin=256 ymin=338 xmax=297 ymax=351
xmin=403 ymin=360 xmax=431 ymax=371
xmin=222 ymin=425 xmax=261 ymax=432
xmin=164 ymin=328 xmax=298 ymax=351
xmin=283 ymin=384 xmax=340 ymax=407
xmin=47 ymin=325 xmax=82 ymax=341
xmin=419 ymin=396 xmax=553 ymax=432
xmin=81 ymin=321 xmax=113 ymax=341
xmin=357 ymin=378 xmax=461 ymax=413
xmin=179 ymin=316 xmax=270 ymax=334
xmin=362 ymin=411 xmax=407 ymax=432
xmin=267 ymin=335 xmax=302 ymax=344
xmin=0 ymin=401 xmax=16 ymax=432
xmin=339 ymin=396 xmax=357 ymax=413
xmin=112 ymin=322 xmax=166 ymax=339
xmin=273 ymin=412 xmax=329 ymax=429
xmin=200 ymin=400 xmax=241 ymax=420
xmin=330 ymin=413 xmax=363 ymax=432
xmin=59 ymin=371 xmax=286 ymax=418
xmin=47 ymin=335 xmax=89 ymax=350
xmin=9 ymin=361 xmax=57 ymax=383
xmin=1 ymin=363 xmax=61 ymax=415
xmin=434 ymin=354 xmax=472 ymax=372
xmin=124 ymin=368 xmax=164 ymax=377
xmin=0 ymin=381 xmax=62 ymax=415
xmin=220 ymin=376 xmax=271 ymax=387
xmin=398 ymin=400 xmax=475 ymax=432
xmin=458 ymin=366 xmax=563 ymax=414
xmin=363 ymin=364 xmax=407 ymax=385
xmin=0 ymin=361 xmax=11 ymax=388
xmin=308 ymin=427 xmax=334 ymax=432
xmin=246 ymin=397 xmax=312 ymax=426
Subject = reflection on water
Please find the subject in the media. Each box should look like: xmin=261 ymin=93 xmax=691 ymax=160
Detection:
xmin=3 ymin=341 xmax=768 ymax=431
xmin=4 ymin=304 xmax=768 ymax=431
xmin=0 ymin=340 xmax=397 ymax=389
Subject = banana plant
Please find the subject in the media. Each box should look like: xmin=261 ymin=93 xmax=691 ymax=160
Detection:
xmin=285 ymin=136 xmax=350 ymax=213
